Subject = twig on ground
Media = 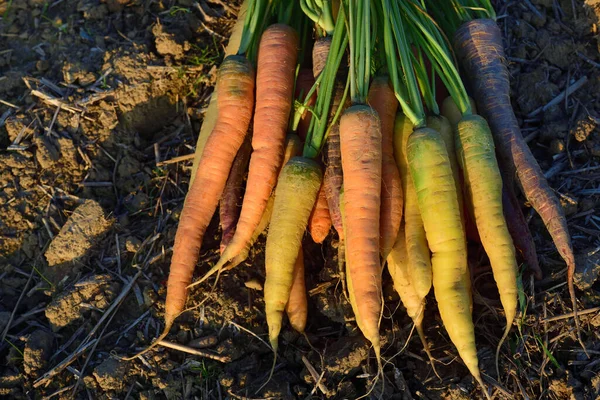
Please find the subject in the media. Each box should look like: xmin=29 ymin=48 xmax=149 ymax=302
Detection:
xmin=157 ymin=340 xmax=231 ymax=363
xmin=33 ymin=338 xmax=101 ymax=388
xmin=156 ymin=153 xmax=195 ymax=166
xmin=543 ymin=307 xmax=600 ymax=323
xmin=527 ymin=76 xmax=588 ymax=118
xmin=301 ymin=355 xmax=329 ymax=396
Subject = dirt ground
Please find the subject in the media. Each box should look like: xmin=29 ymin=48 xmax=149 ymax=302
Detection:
xmin=1 ymin=0 xmax=600 ymax=399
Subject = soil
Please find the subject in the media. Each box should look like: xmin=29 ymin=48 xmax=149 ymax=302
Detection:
xmin=1 ymin=0 xmax=600 ymax=399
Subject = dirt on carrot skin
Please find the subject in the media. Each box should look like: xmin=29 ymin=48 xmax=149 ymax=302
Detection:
xmin=1 ymin=0 xmax=600 ymax=398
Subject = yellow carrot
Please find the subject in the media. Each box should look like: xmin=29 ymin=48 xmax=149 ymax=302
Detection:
xmin=407 ymin=126 xmax=482 ymax=387
xmin=455 ymin=114 xmax=518 ymax=377
xmin=393 ymin=115 xmax=431 ymax=300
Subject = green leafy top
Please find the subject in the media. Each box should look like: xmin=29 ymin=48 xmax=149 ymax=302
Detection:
xmin=425 ymin=0 xmax=496 ymax=37
xmin=301 ymin=0 xmax=336 ymax=36
xmin=381 ymin=0 xmax=426 ymax=127
xmin=400 ymin=0 xmax=472 ymax=116
xmin=301 ymin=4 xmax=349 ymax=158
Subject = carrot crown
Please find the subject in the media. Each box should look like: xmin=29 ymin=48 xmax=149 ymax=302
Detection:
xmin=345 ymin=0 xmax=373 ymax=105
xmin=381 ymin=0 xmax=426 ymax=128
xmin=399 ymin=0 xmax=472 ymax=117
xmin=300 ymin=0 xmax=336 ymax=36
xmin=425 ymin=0 xmax=496 ymax=37
xmin=301 ymin=4 xmax=349 ymax=159
xmin=237 ymin=0 xmax=271 ymax=62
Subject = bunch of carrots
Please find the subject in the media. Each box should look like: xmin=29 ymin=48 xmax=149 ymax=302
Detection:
xmin=131 ymin=0 xmax=582 ymax=397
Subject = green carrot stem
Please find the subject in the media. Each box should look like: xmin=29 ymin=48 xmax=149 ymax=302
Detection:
xmin=401 ymin=1 xmax=471 ymax=116
xmin=300 ymin=0 xmax=335 ymax=35
xmin=237 ymin=0 xmax=271 ymax=62
xmin=388 ymin=0 xmax=425 ymax=127
xmin=302 ymin=4 xmax=348 ymax=158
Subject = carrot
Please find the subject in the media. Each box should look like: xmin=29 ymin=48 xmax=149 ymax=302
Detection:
xmin=219 ymin=136 xmax=252 ymax=253
xmin=441 ymin=96 xmax=477 ymax=127
xmin=312 ymin=36 xmax=331 ymax=79
xmin=407 ymin=127 xmax=483 ymax=388
xmin=195 ymin=134 xmax=303 ymax=285
xmin=387 ymin=223 xmax=439 ymax=378
xmin=384 ymin=3 xmax=484 ymax=394
xmin=442 ymin=96 xmax=541 ymax=279
xmin=453 ymin=19 xmax=580 ymax=348
xmin=285 ymin=246 xmax=308 ymax=333
xmin=308 ymin=182 xmax=331 ymax=243
xmin=164 ymin=55 xmax=255 ymax=339
xmin=295 ymin=69 xmax=316 ymax=141
xmin=502 ymin=183 xmax=542 ymax=280
xmin=393 ymin=115 xmax=432 ymax=300
xmin=215 ymin=24 xmax=299 ymax=272
xmin=265 ymin=157 xmax=322 ymax=352
xmin=427 ymin=114 xmax=463 ymax=222
xmin=190 ymin=2 xmax=249 ymax=186
xmin=367 ymin=77 xmax=402 ymax=259
xmin=340 ymin=105 xmax=383 ymax=361
xmin=324 ymin=118 xmax=348 ymax=297
xmin=439 ymin=96 xmax=478 ymax=242
xmin=455 ymin=114 xmax=518 ymax=376
xmin=323 ymin=83 xmax=349 ymax=239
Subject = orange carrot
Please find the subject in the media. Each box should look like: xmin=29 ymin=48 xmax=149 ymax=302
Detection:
xmin=340 ymin=105 xmax=382 ymax=360
xmin=308 ymin=182 xmax=332 ymax=243
xmin=165 ymin=55 xmax=254 ymax=336
xmin=323 ymin=83 xmax=349 ymax=239
xmin=312 ymin=36 xmax=331 ymax=79
xmin=216 ymin=24 xmax=299 ymax=271
xmin=285 ymin=246 xmax=308 ymax=333
xmin=219 ymin=136 xmax=252 ymax=253
xmin=193 ymin=134 xmax=303 ymax=287
xmin=190 ymin=2 xmax=249 ymax=186
xmin=368 ymin=76 xmax=402 ymax=258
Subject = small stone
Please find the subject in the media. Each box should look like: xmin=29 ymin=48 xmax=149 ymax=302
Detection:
xmin=93 ymin=358 xmax=130 ymax=391
xmin=83 ymin=375 xmax=99 ymax=390
xmin=152 ymin=23 xmax=188 ymax=59
xmin=36 ymin=60 xmax=49 ymax=72
xmin=574 ymin=249 xmax=600 ymax=291
xmin=592 ymin=374 xmax=600 ymax=396
xmin=580 ymin=197 xmax=596 ymax=212
xmin=324 ymin=336 xmax=370 ymax=378
xmin=219 ymin=373 xmax=234 ymax=388
xmin=570 ymin=115 xmax=597 ymax=142
xmin=176 ymin=329 xmax=188 ymax=344
xmin=34 ymin=136 xmax=60 ymax=169
xmin=143 ymin=286 xmax=157 ymax=307
xmin=549 ymin=138 xmax=565 ymax=154
xmin=104 ymin=0 xmax=131 ymax=12
xmin=590 ymin=313 xmax=600 ymax=328
xmin=44 ymin=200 xmax=113 ymax=268
xmin=151 ymin=377 xmax=168 ymax=390
xmin=4 ymin=117 xmax=28 ymax=142
xmin=139 ymin=391 xmax=155 ymax=400
xmin=244 ymin=278 xmax=263 ymax=291
xmin=23 ymin=330 xmax=54 ymax=377
xmin=123 ymin=192 xmax=150 ymax=211
xmin=45 ymin=274 xmax=119 ymax=330
xmin=125 ymin=236 xmax=142 ymax=253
